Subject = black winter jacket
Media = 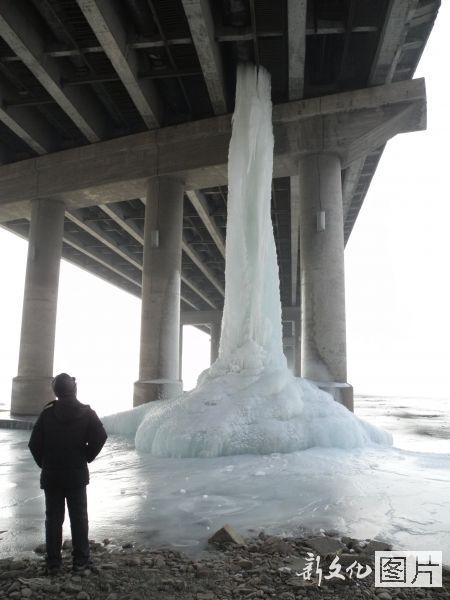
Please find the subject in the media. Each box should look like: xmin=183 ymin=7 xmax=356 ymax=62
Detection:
xmin=28 ymin=395 xmax=107 ymax=489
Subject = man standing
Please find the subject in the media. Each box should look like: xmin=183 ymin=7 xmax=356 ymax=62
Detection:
xmin=28 ymin=373 xmax=107 ymax=575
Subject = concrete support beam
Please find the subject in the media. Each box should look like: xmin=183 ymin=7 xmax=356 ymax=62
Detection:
xmin=287 ymin=0 xmax=307 ymax=100
xmin=299 ymin=153 xmax=353 ymax=410
xmin=282 ymin=336 xmax=295 ymax=349
xmin=0 ymin=0 xmax=105 ymax=142
xmin=186 ymin=189 xmax=226 ymax=258
xmin=290 ymin=176 xmax=300 ymax=305
xmin=182 ymin=237 xmax=224 ymax=295
xmin=77 ymin=0 xmax=161 ymax=129
xmin=3 ymin=214 xmax=143 ymax=293
xmin=215 ymin=25 xmax=378 ymax=41
xmin=70 ymin=206 xmax=213 ymax=308
xmin=342 ymin=156 xmax=367 ymax=221
xmin=181 ymin=0 xmax=227 ymax=115
xmin=293 ymin=319 xmax=301 ymax=377
xmin=11 ymin=199 xmax=65 ymax=415
xmin=0 ymin=79 xmax=426 ymax=222
xmin=283 ymin=344 xmax=294 ymax=372
xmin=65 ymin=209 xmax=142 ymax=269
xmin=100 ymin=202 xmax=224 ymax=298
xmin=134 ymin=177 xmax=184 ymax=406
xmin=181 ymin=306 xmax=300 ymax=326
xmin=370 ymin=0 xmax=419 ymax=85
xmin=287 ymin=0 xmax=306 ymax=309
xmin=181 ymin=273 xmax=217 ymax=308
xmin=64 ymin=236 xmax=202 ymax=310
xmin=343 ymin=1 xmax=419 ymax=242
xmin=210 ymin=321 xmax=221 ymax=364
xmin=182 ymin=310 xmax=222 ymax=326
xmin=181 ymin=296 xmax=199 ymax=310
xmin=0 ymin=37 xmax=194 ymax=62
xmin=99 ymin=203 xmax=145 ymax=243
xmin=0 ymin=80 xmax=55 ymax=154
xmin=0 ymin=106 xmax=49 ymax=155
xmin=62 ymin=231 xmax=142 ymax=289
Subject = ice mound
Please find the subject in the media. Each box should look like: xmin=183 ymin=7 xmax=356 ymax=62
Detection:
xmin=103 ymin=64 xmax=392 ymax=457
xmin=104 ymin=367 xmax=391 ymax=457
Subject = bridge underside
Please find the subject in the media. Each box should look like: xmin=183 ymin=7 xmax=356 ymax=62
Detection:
xmin=0 ymin=0 xmax=439 ymax=415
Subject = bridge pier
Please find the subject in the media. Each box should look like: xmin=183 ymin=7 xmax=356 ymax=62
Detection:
xmin=210 ymin=321 xmax=221 ymax=364
xmin=133 ymin=177 xmax=184 ymax=406
xmin=293 ymin=319 xmax=301 ymax=377
xmin=179 ymin=324 xmax=184 ymax=380
xmin=11 ymin=199 xmax=65 ymax=416
xmin=283 ymin=343 xmax=295 ymax=372
xmin=298 ymin=153 xmax=353 ymax=411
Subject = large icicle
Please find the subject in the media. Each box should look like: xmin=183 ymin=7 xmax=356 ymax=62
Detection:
xmin=215 ymin=64 xmax=285 ymax=375
xmin=103 ymin=65 xmax=393 ymax=457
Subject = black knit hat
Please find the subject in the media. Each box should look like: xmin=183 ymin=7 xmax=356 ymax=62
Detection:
xmin=52 ymin=373 xmax=77 ymax=398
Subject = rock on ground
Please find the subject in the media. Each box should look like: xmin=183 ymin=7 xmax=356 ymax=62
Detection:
xmin=0 ymin=533 xmax=448 ymax=600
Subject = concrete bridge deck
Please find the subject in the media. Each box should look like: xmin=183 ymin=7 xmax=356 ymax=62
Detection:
xmin=0 ymin=0 xmax=440 ymax=414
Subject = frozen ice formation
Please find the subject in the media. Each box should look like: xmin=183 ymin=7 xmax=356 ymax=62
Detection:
xmin=103 ymin=64 xmax=392 ymax=457
xmin=105 ymin=370 xmax=391 ymax=457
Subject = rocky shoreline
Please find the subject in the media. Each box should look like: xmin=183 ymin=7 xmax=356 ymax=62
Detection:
xmin=0 ymin=530 xmax=448 ymax=600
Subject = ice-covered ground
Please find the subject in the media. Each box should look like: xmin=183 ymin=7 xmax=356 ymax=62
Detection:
xmin=1 ymin=395 xmax=449 ymax=563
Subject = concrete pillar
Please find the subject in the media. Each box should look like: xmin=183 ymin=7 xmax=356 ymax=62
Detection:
xmin=179 ymin=324 xmax=183 ymax=381
xmin=210 ymin=321 xmax=221 ymax=364
xmin=133 ymin=177 xmax=184 ymax=406
xmin=298 ymin=153 xmax=353 ymax=410
xmin=293 ymin=319 xmax=301 ymax=377
xmin=11 ymin=199 xmax=65 ymax=415
xmin=283 ymin=344 xmax=294 ymax=371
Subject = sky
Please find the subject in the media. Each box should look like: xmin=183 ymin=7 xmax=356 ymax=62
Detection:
xmin=345 ymin=1 xmax=450 ymax=399
xmin=0 ymin=4 xmax=449 ymax=414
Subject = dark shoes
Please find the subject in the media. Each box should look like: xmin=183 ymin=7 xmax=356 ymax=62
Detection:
xmin=72 ymin=559 xmax=98 ymax=574
xmin=44 ymin=564 xmax=62 ymax=577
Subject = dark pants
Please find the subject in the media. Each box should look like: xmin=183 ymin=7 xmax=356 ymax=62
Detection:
xmin=44 ymin=486 xmax=90 ymax=568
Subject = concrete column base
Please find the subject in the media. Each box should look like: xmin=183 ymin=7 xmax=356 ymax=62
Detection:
xmin=311 ymin=381 xmax=354 ymax=412
xmin=133 ymin=379 xmax=183 ymax=407
xmin=11 ymin=376 xmax=54 ymax=416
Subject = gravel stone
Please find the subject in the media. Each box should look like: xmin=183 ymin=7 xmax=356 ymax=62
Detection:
xmin=1 ymin=532 xmax=449 ymax=600
xmin=376 ymin=593 xmax=392 ymax=600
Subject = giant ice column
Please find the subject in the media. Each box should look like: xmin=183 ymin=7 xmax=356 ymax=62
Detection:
xmin=214 ymin=64 xmax=286 ymax=375
xmin=103 ymin=64 xmax=392 ymax=457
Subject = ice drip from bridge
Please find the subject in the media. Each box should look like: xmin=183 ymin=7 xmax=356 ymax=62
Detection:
xmin=104 ymin=64 xmax=392 ymax=456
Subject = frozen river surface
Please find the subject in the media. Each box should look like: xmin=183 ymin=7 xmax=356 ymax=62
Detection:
xmin=1 ymin=395 xmax=449 ymax=563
